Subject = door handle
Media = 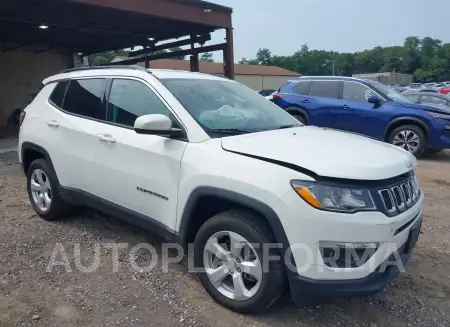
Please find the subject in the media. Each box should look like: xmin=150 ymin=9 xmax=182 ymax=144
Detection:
xmin=340 ymin=105 xmax=350 ymax=109
xmin=97 ymin=134 xmax=116 ymax=143
xmin=301 ymin=99 xmax=310 ymax=103
xmin=47 ymin=120 xmax=59 ymax=128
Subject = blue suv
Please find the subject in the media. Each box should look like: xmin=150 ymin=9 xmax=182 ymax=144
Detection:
xmin=273 ymin=76 xmax=450 ymax=157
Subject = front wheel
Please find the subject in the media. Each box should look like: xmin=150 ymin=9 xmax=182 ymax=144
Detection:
xmin=388 ymin=125 xmax=426 ymax=157
xmin=194 ymin=209 xmax=286 ymax=313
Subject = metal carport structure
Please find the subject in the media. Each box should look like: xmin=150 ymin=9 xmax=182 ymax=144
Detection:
xmin=0 ymin=0 xmax=234 ymax=132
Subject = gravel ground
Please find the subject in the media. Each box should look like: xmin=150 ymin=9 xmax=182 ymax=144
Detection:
xmin=0 ymin=150 xmax=449 ymax=327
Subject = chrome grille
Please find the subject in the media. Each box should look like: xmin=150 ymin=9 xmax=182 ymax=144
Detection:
xmin=378 ymin=176 xmax=420 ymax=215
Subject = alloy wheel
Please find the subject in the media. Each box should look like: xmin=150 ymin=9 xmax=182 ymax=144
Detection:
xmin=392 ymin=130 xmax=420 ymax=153
xmin=30 ymin=169 xmax=52 ymax=212
xmin=203 ymin=231 xmax=263 ymax=301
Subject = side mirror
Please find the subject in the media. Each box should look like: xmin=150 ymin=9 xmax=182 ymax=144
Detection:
xmin=134 ymin=114 xmax=184 ymax=137
xmin=368 ymin=95 xmax=381 ymax=106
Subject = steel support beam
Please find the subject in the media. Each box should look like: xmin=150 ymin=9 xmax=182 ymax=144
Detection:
xmin=129 ymin=34 xmax=211 ymax=57
xmin=107 ymin=42 xmax=226 ymax=66
xmin=69 ymin=0 xmax=232 ymax=28
xmin=224 ymin=27 xmax=235 ymax=79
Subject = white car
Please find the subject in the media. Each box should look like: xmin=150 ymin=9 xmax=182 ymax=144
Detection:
xmin=19 ymin=66 xmax=423 ymax=313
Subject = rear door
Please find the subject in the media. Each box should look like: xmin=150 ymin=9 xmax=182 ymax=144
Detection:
xmin=307 ymin=80 xmax=345 ymax=128
xmin=45 ymin=78 xmax=106 ymax=195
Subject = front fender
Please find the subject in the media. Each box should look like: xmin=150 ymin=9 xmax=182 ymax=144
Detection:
xmin=177 ymin=186 xmax=291 ymax=257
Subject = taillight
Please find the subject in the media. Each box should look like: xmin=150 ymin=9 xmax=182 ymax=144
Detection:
xmin=272 ymin=93 xmax=285 ymax=100
xmin=19 ymin=111 xmax=26 ymax=127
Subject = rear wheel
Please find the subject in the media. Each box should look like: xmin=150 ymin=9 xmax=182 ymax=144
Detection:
xmin=388 ymin=125 xmax=426 ymax=157
xmin=27 ymin=159 xmax=70 ymax=220
xmin=292 ymin=114 xmax=306 ymax=125
xmin=194 ymin=209 xmax=286 ymax=313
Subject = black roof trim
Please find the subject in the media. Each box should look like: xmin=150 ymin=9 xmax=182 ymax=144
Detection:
xmin=175 ymin=0 xmax=233 ymax=12
xmin=61 ymin=65 xmax=148 ymax=74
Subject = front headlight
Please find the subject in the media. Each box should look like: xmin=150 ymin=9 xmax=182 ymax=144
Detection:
xmin=426 ymin=111 xmax=450 ymax=120
xmin=291 ymin=180 xmax=376 ymax=213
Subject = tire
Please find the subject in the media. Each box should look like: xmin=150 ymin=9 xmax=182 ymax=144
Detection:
xmin=194 ymin=209 xmax=286 ymax=313
xmin=292 ymin=114 xmax=306 ymax=125
xmin=388 ymin=124 xmax=426 ymax=157
xmin=26 ymin=159 xmax=70 ymax=221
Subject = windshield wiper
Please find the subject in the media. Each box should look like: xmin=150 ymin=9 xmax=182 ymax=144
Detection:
xmin=209 ymin=128 xmax=253 ymax=135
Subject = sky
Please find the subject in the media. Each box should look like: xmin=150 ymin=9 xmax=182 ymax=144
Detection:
xmin=208 ymin=0 xmax=450 ymax=61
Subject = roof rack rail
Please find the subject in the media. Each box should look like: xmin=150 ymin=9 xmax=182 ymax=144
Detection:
xmin=60 ymin=65 xmax=148 ymax=74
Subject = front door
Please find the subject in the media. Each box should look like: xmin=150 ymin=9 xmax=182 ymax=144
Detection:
xmin=93 ymin=78 xmax=187 ymax=230
xmin=340 ymin=81 xmax=384 ymax=138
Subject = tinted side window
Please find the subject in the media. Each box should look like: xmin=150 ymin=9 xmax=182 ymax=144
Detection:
xmin=278 ymin=80 xmax=292 ymax=92
xmin=62 ymin=79 xmax=106 ymax=120
xmin=107 ymin=79 xmax=171 ymax=127
xmin=309 ymin=81 xmax=341 ymax=99
xmin=293 ymin=81 xmax=311 ymax=95
xmin=343 ymin=82 xmax=376 ymax=102
xmin=49 ymin=81 xmax=68 ymax=108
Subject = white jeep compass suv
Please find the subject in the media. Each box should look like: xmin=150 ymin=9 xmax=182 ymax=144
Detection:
xmin=19 ymin=66 xmax=423 ymax=313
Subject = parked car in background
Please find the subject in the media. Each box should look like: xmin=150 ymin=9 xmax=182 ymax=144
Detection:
xmin=434 ymin=83 xmax=446 ymax=90
xmin=273 ymin=76 xmax=450 ymax=157
xmin=423 ymin=82 xmax=437 ymax=88
xmin=258 ymin=89 xmax=276 ymax=96
xmin=403 ymin=92 xmax=450 ymax=111
xmin=258 ymin=89 xmax=277 ymax=101
xmin=439 ymin=86 xmax=450 ymax=95
xmin=416 ymin=88 xmax=438 ymax=93
xmin=390 ymin=85 xmax=407 ymax=93
xmin=408 ymin=83 xmax=422 ymax=89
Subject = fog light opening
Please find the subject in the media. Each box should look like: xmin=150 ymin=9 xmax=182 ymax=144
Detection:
xmin=320 ymin=242 xmax=379 ymax=268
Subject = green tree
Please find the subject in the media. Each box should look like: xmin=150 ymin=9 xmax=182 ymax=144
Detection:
xmin=88 ymin=49 xmax=130 ymax=66
xmin=255 ymin=48 xmax=273 ymax=65
xmin=200 ymin=52 xmax=214 ymax=62
xmin=240 ymin=36 xmax=450 ymax=82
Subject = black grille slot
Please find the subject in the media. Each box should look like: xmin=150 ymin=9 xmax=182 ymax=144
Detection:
xmin=379 ymin=190 xmax=395 ymax=213
xmin=392 ymin=186 xmax=405 ymax=211
xmin=377 ymin=175 xmax=420 ymax=216
xmin=401 ymin=183 xmax=411 ymax=205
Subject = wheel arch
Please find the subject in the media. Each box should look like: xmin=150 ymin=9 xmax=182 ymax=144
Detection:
xmin=384 ymin=117 xmax=429 ymax=142
xmin=21 ymin=142 xmax=56 ymax=177
xmin=177 ymin=187 xmax=290 ymax=256
xmin=284 ymin=107 xmax=310 ymax=124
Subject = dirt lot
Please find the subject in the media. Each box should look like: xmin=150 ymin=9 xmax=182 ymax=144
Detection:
xmin=0 ymin=150 xmax=449 ymax=327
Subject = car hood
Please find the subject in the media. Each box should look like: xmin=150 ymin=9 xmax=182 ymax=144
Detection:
xmin=221 ymin=126 xmax=416 ymax=180
xmin=399 ymin=102 xmax=450 ymax=112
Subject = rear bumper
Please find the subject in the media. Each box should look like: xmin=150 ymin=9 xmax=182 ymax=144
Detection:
xmin=287 ymin=217 xmax=421 ymax=302
xmin=428 ymin=119 xmax=450 ymax=149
